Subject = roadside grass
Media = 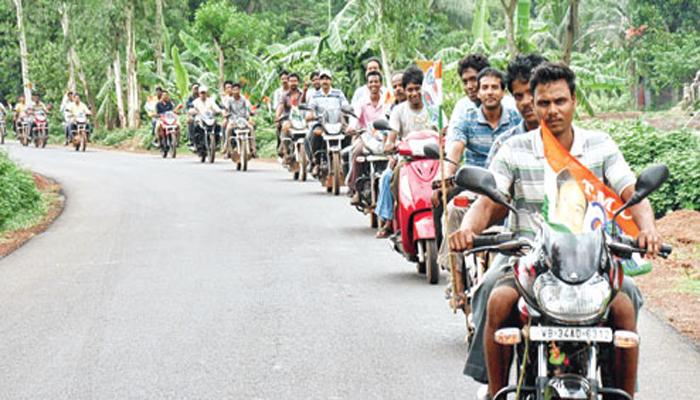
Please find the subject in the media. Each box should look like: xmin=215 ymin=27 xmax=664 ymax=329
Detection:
xmin=0 ymin=150 xmax=47 ymax=234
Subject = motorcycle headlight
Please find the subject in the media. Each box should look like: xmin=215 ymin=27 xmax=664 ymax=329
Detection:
xmin=533 ymin=272 xmax=611 ymax=324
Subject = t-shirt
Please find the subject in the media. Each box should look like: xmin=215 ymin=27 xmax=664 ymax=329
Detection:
xmin=191 ymin=97 xmax=222 ymax=116
xmin=272 ymin=87 xmax=287 ymax=111
xmin=485 ymin=120 xmax=529 ymax=167
xmin=222 ymin=95 xmax=253 ymax=120
xmin=280 ymin=88 xmax=303 ymax=114
xmin=67 ymin=102 xmax=90 ymax=117
xmin=447 ymin=105 xmax=522 ymax=168
xmin=388 ymin=102 xmax=442 ymax=138
xmin=308 ymin=88 xmax=349 ymax=113
xmin=351 ymin=85 xmax=388 ymax=109
xmin=489 ymin=126 xmax=636 ymax=236
xmin=156 ymin=101 xmax=175 ymax=115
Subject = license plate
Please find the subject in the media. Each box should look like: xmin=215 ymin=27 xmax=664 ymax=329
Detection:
xmin=529 ymin=326 xmax=613 ymax=343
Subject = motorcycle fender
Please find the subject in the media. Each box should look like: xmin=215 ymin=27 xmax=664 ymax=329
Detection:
xmin=412 ymin=213 xmax=436 ymax=240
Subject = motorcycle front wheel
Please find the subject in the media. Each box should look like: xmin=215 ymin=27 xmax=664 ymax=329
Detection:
xmin=208 ymin=133 xmax=216 ymax=163
xmin=425 ymin=239 xmax=439 ymax=284
xmin=332 ymin=152 xmax=341 ymax=196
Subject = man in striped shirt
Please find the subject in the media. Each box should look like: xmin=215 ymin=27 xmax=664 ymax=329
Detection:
xmin=449 ymin=63 xmax=662 ymax=398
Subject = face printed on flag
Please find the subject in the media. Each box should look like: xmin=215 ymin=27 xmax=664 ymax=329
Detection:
xmin=417 ymin=60 xmax=443 ymax=127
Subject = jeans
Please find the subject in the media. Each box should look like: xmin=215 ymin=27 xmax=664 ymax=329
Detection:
xmin=463 ymin=255 xmax=645 ymax=383
xmin=375 ymin=168 xmax=394 ymax=221
xmin=305 ymin=125 xmax=323 ymax=166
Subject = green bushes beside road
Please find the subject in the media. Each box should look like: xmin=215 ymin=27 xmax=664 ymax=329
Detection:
xmin=0 ymin=150 xmax=45 ymax=232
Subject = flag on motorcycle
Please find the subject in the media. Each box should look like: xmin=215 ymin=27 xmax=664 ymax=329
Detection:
xmin=416 ymin=60 xmax=443 ymax=129
xmin=540 ymin=122 xmax=652 ymax=276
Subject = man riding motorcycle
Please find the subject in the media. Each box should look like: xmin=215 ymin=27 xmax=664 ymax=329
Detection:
xmin=437 ymin=53 xmax=547 ymax=313
xmin=66 ymin=93 xmax=92 ymax=142
xmin=222 ymin=81 xmax=257 ymax=158
xmin=448 ymin=63 xmax=660 ymax=399
xmin=346 ymin=70 xmax=387 ymax=205
xmin=189 ymin=85 xmax=223 ymax=150
xmin=155 ymin=90 xmax=183 ymax=143
xmin=374 ymin=66 xmax=446 ymax=238
xmin=304 ymin=69 xmax=349 ymax=177
xmin=12 ymin=94 xmax=27 ymax=137
xmin=302 ymin=71 xmax=321 ymax=104
xmin=276 ymin=73 xmax=303 ymax=160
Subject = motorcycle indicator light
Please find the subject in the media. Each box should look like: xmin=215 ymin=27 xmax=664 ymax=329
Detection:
xmin=494 ymin=328 xmax=522 ymax=345
xmin=613 ymin=330 xmax=640 ymax=348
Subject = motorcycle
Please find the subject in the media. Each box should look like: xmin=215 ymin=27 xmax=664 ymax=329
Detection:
xmin=194 ymin=112 xmax=218 ymax=163
xmin=310 ymin=105 xmax=353 ymax=195
xmin=373 ymin=119 xmax=441 ymax=284
xmin=17 ymin=113 xmax=31 ymax=147
xmin=32 ymin=109 xmax=48 ymax=148
xmin=228 ymin=117 xmax=253 ymax=171
xmin=453 ymin=164 xmax=672 ymax=400
xmin=280 ymin=106 xmax=309 ymax=181
xmin=70 ymin=113 xmax=89 ymax=152
xmin=159 ymin=111 xmax=180 ymax=159
xmin=350 ymin=130 xmax=389 ymax=228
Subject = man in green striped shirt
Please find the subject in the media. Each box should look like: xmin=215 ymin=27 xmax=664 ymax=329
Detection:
xmin=449 ymin=63 xmax=663 ymax=398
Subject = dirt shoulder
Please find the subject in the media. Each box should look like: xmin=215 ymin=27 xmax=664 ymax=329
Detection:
xmin=635 ymin=210 xmax=700 ymax=345
xmin=0 ymin=174 xmax=65 ymax=258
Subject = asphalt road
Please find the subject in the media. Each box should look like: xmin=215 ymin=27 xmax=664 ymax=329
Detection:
xmin=1 ymin=142 xmax=698 ymax=399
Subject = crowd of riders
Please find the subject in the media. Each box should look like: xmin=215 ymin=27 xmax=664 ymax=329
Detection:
xmin=0 ymin=51 xmax=668 ymax=399
xmin=264 ymin=53 xmax=664 ymax=400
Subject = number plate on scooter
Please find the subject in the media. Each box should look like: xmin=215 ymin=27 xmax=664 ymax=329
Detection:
xmin=529 ymin=326 xmax=613 ymax=343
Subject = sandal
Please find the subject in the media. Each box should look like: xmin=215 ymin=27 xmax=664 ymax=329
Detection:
xmin=375 ymin=225 xmax=393 ymax=239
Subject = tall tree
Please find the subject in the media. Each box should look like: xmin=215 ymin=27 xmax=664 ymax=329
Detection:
xmin=562 ymin=0 xmax=580 ymax=65
xmin=59 ymin=2 xmax=76 ymax=93
xmin=501 ymin=0 xmax=518 ymax=59
xmin=13 ymin=0 xmax=31 ymax=100
xmin=125 ymin=2 xmax=140 ymax=128
xmin=155 ymin=0 xmax=164 ymax=77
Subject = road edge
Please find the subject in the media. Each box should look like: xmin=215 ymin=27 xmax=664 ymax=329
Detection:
xmin=0 ymin=173 xmax=66 ymax=259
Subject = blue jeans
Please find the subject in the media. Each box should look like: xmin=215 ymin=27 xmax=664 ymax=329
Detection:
xmin=375 ymin=168 xmax=394 ymax=221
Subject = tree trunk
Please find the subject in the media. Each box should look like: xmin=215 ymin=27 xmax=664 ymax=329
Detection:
xmin=562 ymin=0 xmax=579 ymax=65
xmin=125 ymin=3 xmax=140 ymax=129
xmin=214 ymin=38 xmax=224 ymax=95
xmin=155 ymin=0 xmax=164 ymax=77
xmin=113 ymin=48 xmax=127 ymax=128
xmin=71 ymin=47 xmax=98 ymax=128
xmin=501 ymin=0 xmax=518 ymax=59
xmin=13 ymin=0 xmax=31 ymax=100
xmin=59 ymin=3 xmax=76 ymax=92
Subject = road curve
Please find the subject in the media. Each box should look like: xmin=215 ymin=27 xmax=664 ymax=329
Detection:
xmin=0 ymin=142 xmax=698 ymax=399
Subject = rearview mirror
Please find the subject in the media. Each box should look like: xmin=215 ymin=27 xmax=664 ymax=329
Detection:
xmin=298 ymin=104 xmax=311 ymax=111
xmin=455 ymin=166 xmax=516 ymax=213
xmin=341 ymin=105 xmax=355 ymax=114
xmin=612 ymin=164 xmax=669 ymax=222
xmin=423 ymin=143 xmax=441 ymax=160
xmin=373 ymin=119 xmax=391 ymax=131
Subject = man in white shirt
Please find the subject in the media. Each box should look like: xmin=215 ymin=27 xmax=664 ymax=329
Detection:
xmin=351 ymin=57 xmax=387 ymax=109
xmin=189 ymin=85 xmax=223 ymax=148
xmin=66 ymin=93 xmax=92 ymax=143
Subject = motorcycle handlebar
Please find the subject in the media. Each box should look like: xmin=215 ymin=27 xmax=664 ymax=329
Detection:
xmin=472 ymin=233 xmax=516 ymax=249
xmin=612 ymin=235 xmax=672 ymax=259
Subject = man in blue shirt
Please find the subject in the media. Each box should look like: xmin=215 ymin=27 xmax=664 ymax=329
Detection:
xmin=445 ymin=68 xmax=521 ymax=176
xmin=485 ymin=54 xmax=548 ymax=167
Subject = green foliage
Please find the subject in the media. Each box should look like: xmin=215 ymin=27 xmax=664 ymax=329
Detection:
xmin=0 ymin=150 xmax=44 ymax=232
xmin=579 ymin=119 xmax=700 ymax=215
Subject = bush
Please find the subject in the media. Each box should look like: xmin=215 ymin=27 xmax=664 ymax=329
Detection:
xmin=0 ymin=150 xmax=44 ymax=231
xmin=579 ymin=119 xmax=700 ymax=215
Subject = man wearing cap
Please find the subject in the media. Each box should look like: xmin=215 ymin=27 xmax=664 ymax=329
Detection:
xmin=305 ymin=69 xmax=349 ymax=176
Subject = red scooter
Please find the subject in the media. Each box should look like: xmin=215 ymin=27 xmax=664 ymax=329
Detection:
xmin=375 ymin=118 xmax=441 ymax=284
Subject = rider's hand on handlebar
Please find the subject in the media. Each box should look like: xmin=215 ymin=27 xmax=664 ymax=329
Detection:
xmin=636 ymin=226 xmax=663 ymax=259
xmin=449 ymin=227 xmax=476 ymax=252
